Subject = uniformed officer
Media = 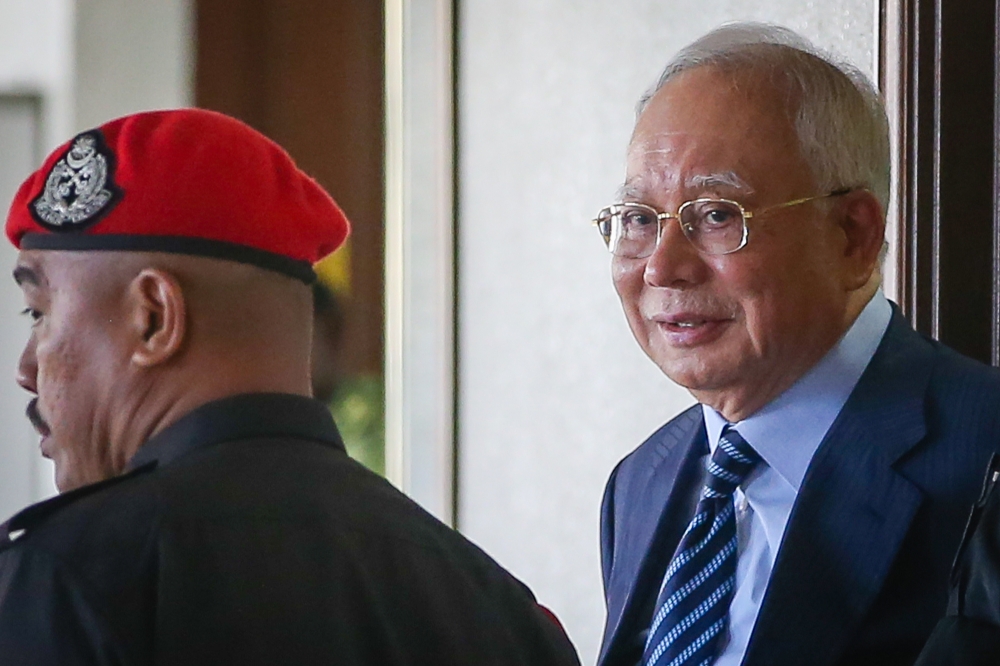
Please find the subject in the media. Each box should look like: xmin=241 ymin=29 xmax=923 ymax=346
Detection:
xmin=0 ymin=109 xmax=580 ymax=666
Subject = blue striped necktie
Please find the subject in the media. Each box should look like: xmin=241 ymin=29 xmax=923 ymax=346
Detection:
xmin=641 ymin=426 xmax=761 ymax=666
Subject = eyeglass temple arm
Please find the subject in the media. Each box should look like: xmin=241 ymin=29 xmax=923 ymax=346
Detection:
xmin=745 ymin=188 xmax=854 ymax=219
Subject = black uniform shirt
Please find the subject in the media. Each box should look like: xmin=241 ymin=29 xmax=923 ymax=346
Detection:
xmin=0 ymin=393 xmax=580 ymax=665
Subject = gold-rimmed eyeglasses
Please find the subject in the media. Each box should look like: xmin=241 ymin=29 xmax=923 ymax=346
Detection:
xmin=593 ymin=189 xmax=851 ymax=258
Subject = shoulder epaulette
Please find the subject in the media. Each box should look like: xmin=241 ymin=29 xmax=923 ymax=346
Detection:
xmin=0 ymin=462 xmax=156 ymax=552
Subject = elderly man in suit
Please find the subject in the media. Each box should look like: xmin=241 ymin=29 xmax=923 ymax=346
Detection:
xmin=595 ymin=23 xmax=1000 ymax=666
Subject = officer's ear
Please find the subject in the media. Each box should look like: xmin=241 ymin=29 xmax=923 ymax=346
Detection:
xmin=127 ymin=268 xmax=186 ymax=367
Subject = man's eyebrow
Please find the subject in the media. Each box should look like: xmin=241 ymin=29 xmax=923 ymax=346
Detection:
xmin=13 ymin=265 xmax=40 ymax=287
xmin=616 ymin=181 xmax=643 ymax=201
xmin=616 ymin=172 xmax=754 ymax=202
xmin=685 ymin=171 xmax=754 ymax=193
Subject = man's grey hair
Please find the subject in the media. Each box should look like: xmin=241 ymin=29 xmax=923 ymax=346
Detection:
xmin=637 ymin=23 xmax=891 ymax=214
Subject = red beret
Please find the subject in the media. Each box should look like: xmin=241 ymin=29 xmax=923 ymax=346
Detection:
xmin=5 ymin=109 xmax=350 ymax=283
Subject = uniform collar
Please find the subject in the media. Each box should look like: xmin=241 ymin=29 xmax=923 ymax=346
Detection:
xmin=127 ymin=392 xmax=344 ymax=471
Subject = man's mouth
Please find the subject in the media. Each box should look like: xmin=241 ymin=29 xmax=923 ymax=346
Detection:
xmin=651 ymin=311 xmax=735 ymax=345
xmin=658 ymin=314 xmax=730 ymax=329
xmin=26 ymin=398 xmax=51 ymax=438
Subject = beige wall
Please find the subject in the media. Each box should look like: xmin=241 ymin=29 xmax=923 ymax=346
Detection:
xmin=456 ymin=2 xmax=879 ymax=661
xmin=74 ymin=0 xmax=193 ymax=131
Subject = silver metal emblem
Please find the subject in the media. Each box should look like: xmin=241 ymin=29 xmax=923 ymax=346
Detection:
xmin=31 ymin=131 xmax=122 ymax=230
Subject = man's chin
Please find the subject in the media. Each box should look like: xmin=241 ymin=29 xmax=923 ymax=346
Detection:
xmin=53 ymin=464 xmax=78 ymax=493
xmin=51 ymin=456 xmax=88 ymax=494
xmin=655 ymin=359 xmax=743 ymax=403
xmin=52 ymin=455 xmax=123 ymax=493
xmin=652 ymin=352 xmax=728 ymax=390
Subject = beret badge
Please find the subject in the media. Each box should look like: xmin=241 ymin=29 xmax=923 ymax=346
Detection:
xmin=8 ymin=109 xmax=349 ymax=282
xmin=30 ymin=130 xmax=122 ymax=231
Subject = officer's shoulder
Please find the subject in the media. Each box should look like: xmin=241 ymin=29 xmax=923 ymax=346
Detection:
xmin=0 ymin=462 xmax=158 ymax=556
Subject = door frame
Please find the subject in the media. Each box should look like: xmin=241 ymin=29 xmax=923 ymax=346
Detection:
xmin=880 ymin=0 xmax=1000 ymax=364
xmin=384 ymin=0 xmax=458 ymax=525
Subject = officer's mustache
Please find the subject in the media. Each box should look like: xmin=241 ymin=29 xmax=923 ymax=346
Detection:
xmin=26 ymin=398 xmax=51 ymax=437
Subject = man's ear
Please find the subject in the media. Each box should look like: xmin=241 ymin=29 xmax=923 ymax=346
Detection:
xmin=127 ymin=268 xmax=186 ymax=367
xmin=835 ymin=189 xmax=886 ymax=290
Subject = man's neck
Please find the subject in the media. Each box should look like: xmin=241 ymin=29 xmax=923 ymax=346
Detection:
xmin=695 ymin=286 xmax=880 ymax=422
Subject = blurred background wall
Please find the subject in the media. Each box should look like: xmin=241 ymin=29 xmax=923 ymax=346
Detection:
xmin=74 ymin=0 xmax=194 ymax=130
xmin=0 ymin=1 xmax=880 ymax=663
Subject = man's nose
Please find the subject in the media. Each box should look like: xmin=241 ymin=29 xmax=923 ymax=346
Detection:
xmin=17 ymin=336 xmax=38 ymax=395
xmin=643 ymin=217 xmax=709 ymax=287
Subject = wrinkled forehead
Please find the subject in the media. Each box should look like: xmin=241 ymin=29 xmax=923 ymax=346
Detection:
xmin=622 ymin=70 xmax=806 ymax=202
xmin=622 ymin=131 xmax=759 ymax=202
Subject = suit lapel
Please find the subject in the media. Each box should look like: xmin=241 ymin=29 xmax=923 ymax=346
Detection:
xmin=600 ymin=407 xmax=708 ymax=665
xmin=743 ymin=312 xmax=932 ymax=666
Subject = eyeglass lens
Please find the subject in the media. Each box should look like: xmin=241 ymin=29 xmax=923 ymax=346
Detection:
xmin=598 ymin=200 xmax=746 ymax=257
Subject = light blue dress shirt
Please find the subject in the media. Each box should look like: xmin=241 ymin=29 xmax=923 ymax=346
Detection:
xmin=701 ymin=291 xmax=893 ymax=666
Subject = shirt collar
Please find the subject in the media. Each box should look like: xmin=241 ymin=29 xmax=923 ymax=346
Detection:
xmin=127 ymin=392 xmax=344 ymax=471
xmin=703 ymin=291 xmax=892 ymax=490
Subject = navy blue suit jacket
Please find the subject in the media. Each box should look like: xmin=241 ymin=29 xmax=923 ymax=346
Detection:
xmin=599 ymin=310 xmax=1000 ymax=666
